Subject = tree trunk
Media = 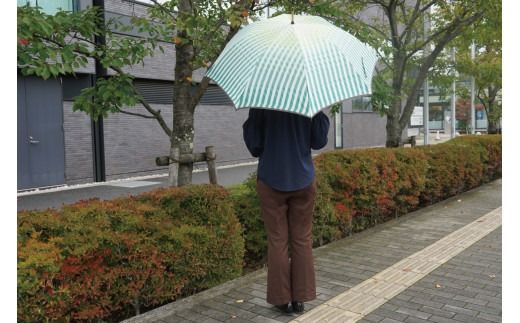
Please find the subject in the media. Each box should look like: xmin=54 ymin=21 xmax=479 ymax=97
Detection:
xmin=169 ymin=1 xmax=196 ymax=187
xmin=386 ymin=105 xmax=403 ymax=147
xmin=171 ymin=38 xmax=195 ymax=186
xmin=387 ymin=53 xmax=405 ymax=148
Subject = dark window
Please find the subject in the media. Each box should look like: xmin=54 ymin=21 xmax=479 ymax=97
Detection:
xmin=352 ymin=96 xmax=373 ymax=112
xmin=62 ymin=74 xmax=91 ymax=101
xmin=134 ymin=79 xmax=233 ymax=106
xmin=62 ymin=76 xmax=234 ymax=106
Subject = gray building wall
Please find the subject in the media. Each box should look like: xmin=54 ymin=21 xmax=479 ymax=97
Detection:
xmin=63 ymin=101 xmax=95 ymax=184
xmin=341 ymin=99 xmax=387 ymax=148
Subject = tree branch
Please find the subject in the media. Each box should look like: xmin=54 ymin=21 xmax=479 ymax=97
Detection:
xmin=110 ymin=65 xmax=173 ymax=137
xmin=149 ymin=0 xmax=177 ymax=21
xmin=116 ymin=107 xmax=156 ymax=119
xmin=386 ymin=0 xmax=401 ymax=49
xmin=405 ymin=10 xmax=482 ymax=61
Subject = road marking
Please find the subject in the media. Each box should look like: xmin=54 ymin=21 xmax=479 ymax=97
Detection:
xmin=291 ymin=207 xmax=502 ymax=323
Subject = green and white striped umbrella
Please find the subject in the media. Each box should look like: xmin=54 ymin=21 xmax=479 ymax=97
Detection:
xmin=206 ymin=14 xmax=378 ymax=118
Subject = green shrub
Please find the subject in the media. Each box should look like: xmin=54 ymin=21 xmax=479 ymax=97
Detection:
xmin=230 ymin=175 xmax=266 ymax=267
xmin=17 ymin=185 xmax=244 ymax=322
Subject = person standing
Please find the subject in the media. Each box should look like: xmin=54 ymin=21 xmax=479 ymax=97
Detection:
xmin=243 ymin=108 xmax=330 ymax=314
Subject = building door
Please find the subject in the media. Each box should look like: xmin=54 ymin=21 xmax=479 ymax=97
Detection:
xmin=18 ymin=75 xmax=66 ymax=190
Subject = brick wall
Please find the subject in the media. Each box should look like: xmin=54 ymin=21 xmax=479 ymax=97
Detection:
xmin=63 ymin=101 xmax=95 ymax=184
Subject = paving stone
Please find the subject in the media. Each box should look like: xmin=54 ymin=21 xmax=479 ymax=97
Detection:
xmin=453 ymin=294 xmax=488 ymax=306
xmin=428 ymin=315 xmax=461 ymax=323
xmin=361 ymin=313 xmax=385 ymax=322
xmin=418 ymin=305 xmax=456 ymax=318
xmin=477 ymin=312 xmax=502 ymax=322
xmin=452 ymin=313 xmax=494 ymax=323
xmin=403 ymin=317 xmax=431 ymax=323
xmin=394 ymin=307 xmax=431 ymax=320
xmin=380 ymin=319 xmax=403 ymax=323
xmin=292 ymin=304 xmax=360 ymax=323
xmin=250 ymin=316 xmax=280 ymax=323
xmin=464 ymin=303 xmax=501 ymax=316
xmin=442 ymin=304 xmax=478 ymax=317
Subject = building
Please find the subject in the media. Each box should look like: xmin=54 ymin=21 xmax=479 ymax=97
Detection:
xmin=17 ymin=0 xmax=387 ymax=191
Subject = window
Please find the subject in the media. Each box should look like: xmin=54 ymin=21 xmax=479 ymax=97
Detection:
xmin=17 ymin=0 xmax=79 ymax=15
xmin=352 ymin=96 xmax=373 ymax=112
xmin=334 ymin=113 xmax=343 ymax=149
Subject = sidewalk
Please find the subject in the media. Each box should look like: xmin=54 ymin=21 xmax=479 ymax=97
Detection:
xmin=123 ymin=179 xmax=502 ymax=323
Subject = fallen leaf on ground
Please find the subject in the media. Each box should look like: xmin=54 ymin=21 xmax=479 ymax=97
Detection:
xmin=435 ymin=284 xmax=442 ymax=288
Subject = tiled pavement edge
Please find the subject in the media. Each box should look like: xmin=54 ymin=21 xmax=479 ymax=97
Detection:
xmin=357 ymin=227 xmax=501 ymax=323
xmin=292 ymin=208 xmax=501 ymax=322
xmin=122 ymin=179 xmax=501 ymax=323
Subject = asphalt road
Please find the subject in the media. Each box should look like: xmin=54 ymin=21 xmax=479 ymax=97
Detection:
xmin=18 ymin=163 xmax=258 ymax=211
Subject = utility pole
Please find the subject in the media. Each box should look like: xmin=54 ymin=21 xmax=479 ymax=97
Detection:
xmin=451 ymin=47 xmax=457 ymax=138
xmin=470 ymin=42 xmax=476 ymax=134
xmin=92 ymin=0 xmax=106 ymax=182
xmin=423 ymin=8 xmax=430 ymax=145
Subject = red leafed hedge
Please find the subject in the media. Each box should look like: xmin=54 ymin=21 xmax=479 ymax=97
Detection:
xmin=17 ymin=185 xmax=244 ymax=322
xmin=315 ymin=135 xmax=501 ymax=234
xmin=234 ymin=135 xmax=501 ymax=264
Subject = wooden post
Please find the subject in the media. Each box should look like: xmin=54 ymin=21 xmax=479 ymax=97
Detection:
xmin=205 ymin=146 xmax=218 ymax=185
xmin=168 ymin=146 xmax=180 ymax=187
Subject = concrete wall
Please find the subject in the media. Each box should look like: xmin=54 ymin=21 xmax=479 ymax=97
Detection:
xmin=341 ymin=99 xmax=387 ymax=149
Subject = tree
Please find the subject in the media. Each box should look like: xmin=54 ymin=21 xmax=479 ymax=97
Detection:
xmin=317 ymin=0 xmax=487 ymax=146
xmin=452 ymin=0 xmax=502 ymax=133
xmin=18 ymin=0 xmax=271 ymax=186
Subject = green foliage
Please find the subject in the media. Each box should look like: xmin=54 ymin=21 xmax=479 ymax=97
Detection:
xmin=18 ymin=185 xmax=244 ymax=322
xmin=230 ymin=175 xmax=266 ymax=266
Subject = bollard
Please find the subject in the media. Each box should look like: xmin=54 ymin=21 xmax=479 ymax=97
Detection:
xmin=205 ymin=146 xmax=218 ymax=185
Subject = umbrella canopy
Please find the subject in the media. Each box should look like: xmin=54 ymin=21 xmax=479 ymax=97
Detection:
xmin=206 ymin=14 xmax=378 ymax=118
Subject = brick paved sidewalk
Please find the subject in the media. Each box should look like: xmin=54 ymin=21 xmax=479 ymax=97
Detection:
xmin=123 ymin=179 xmax=501 ymax=323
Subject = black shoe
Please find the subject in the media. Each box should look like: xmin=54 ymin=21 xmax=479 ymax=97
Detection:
xmin=275 ymin=303 xmax=293 ymax=314
xmin=291 ymin=301 xmax=305 ymax=313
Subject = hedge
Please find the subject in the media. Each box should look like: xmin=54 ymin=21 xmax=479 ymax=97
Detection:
xmin=18 ymin=135 xmax=501 ymax=321
xmin=17 ymin=185 xmax=244 ymax=322
xmin=233 ymin=135 xmax=502 ymax=263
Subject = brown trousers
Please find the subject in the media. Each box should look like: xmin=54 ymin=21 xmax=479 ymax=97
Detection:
xmin=256 ymin=179 xmax=317 ymax=305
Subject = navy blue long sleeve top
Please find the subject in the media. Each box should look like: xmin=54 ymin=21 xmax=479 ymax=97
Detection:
xmin=242 ymin=108 xmax=330 ymax=191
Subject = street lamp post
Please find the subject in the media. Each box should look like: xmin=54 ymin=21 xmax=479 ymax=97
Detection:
xmin=451 ymin=48 xmax=457 ymax=138
xmin=470 ymin=42 xmax=476 ymax=134
xmin=423 ymin=9 xmax=430 ymax=145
